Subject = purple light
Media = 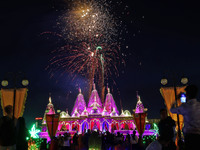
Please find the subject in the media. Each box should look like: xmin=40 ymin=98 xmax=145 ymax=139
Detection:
xmin=135 ymin=95 xmax=145 ymax=113
xmin=104 ymin=88 xmax=119 ymax=115
xmin=87 ymin=84 xmax=102 ymax=113
xmin=71 ymin=88 xmax=86 ymax=116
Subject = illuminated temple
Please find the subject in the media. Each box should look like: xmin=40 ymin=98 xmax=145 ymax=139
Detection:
xmin=39 ymin=83 xmax=155 ymax=139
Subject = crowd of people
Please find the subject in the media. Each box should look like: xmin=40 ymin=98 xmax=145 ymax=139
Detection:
xmin=0 ymin=84 xmax=200 ymax=150
xmin=49 ymin=129 xmax=143 ymax=150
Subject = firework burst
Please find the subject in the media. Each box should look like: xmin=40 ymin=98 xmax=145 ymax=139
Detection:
xmin=59 ymin=0 xmax=118 ymax=44
xmin=47 ymin=0 xmax=128 ymax=101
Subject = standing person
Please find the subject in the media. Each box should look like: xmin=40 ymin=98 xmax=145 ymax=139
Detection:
xmin=130 ymin=130 xmax=138 ymax=150
xmin=16 ymin=117 xmax=29 ymax=150
xmin=0 ymin=105 xmax=17 ymax=150
xmin=73 ymin=133 xmax=79 ymax=150
xmin=63 ymin=133 xmax=71 ymax=150
xmin=158 ymin=108 xmax=176 ymax=150
xmin=124 ymin=134 xmax=131 ymax=150
xmin=170 ymin=85 xmax=200 ymax=150
xmin=57 ymin=134 xmax=63 ymax=150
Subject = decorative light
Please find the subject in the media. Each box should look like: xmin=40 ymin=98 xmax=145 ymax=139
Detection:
xmin=22 ymin=79 xmax=29 ymax=86
xmin=1 ymin=80 xmax=8 ymax=86
xmin=153 ymin=123 xmax=159 ymax=136
xmin=181 ymin=77 xmax=188 ymax=84
xmin=161 ymin=78 xmax=168 ymax=85
xmin=29 ymin=124 xmax=41 ymax=139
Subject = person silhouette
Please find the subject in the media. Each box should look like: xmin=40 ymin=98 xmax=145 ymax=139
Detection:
xmin=171 ymin=85 xmax=200 ymax=150
xmin=16 ymin=117 xmax=29 ymax=150
xmin=0 ymin=105 xmax=17 ymax=150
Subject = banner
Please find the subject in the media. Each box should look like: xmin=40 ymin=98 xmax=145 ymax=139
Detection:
xmin=1 ymin=88 xmax=28 ymax=118
xmin=46 ymin=114 xmax=60 ymax=139
xmin=160 ymin=87 xmax=185 ymax=130
xmin=133 ymin=113 xmax=147 ymax=136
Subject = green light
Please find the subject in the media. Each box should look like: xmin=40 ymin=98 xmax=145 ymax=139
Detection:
xmin=95 ymin=46 xmax=102 ymax=55
xmin=96 ymin=46 xmax=102 ymax=50
xmin=26 ymin=137 xmax=29 ymax=141
xmin=29 ymin=124 xmax=41 ymax=139
xmin=153 ymin=123 xmax=159 ymax=136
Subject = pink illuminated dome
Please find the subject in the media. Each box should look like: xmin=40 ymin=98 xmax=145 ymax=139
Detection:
xmin=81 ymin=107 xmax=89 ymax=116
xmin=110 ymin=107 xmax=118 ymax=117
xmin=72 ymin=108 xmax=80 ymax=117
xmin=102 ymin=107 xmax=110 ymax=116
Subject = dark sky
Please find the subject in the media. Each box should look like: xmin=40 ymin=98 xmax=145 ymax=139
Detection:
xmin=1 ymin=0 xmax=200 ymax=129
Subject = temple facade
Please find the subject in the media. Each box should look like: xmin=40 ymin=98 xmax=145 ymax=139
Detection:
xmin=39 ymin=83 xmax=154 ymax=140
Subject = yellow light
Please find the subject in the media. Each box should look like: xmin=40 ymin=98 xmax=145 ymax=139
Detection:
xmin=1 ymin=80 xmax=8 ymax=87
xmin=181 ymin=77 xmax=188 ymax=84
xmin=22 ymin=80 xmax=29 ymax=86
xmin=161 ymin=78 xmax=168 ymax=85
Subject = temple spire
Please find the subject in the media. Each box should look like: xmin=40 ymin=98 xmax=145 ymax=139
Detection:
xmin=49 ymin=93 xmax=52 ymax=104
xmin=79 ymin=87 xmax=82 ymax=94
xmin=107 ymin=88 xmax=110 ymax=93
xmin=134 ymin=91 xmax=147 ymax=113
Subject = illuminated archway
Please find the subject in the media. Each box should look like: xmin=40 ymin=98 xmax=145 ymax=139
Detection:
xmin=72 ymin=121 xmax=80 ymax=132
xmin=82 ymin=121 xmax=89 ymax=133
xmin=102 ymin=121 xmax=109 ymax=132
xmin=90 ymin=119 xmax=100 ymax=131
xmin=120 ymin=121 xmax=134 ymax=130
xmin=58 ymin=121 xmax=70 ymax=131
xmin=111 ymin=121 xmax=119 ymax=133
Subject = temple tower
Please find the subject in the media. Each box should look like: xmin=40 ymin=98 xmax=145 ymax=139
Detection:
xmin=71 ymin=88 xmax=86 ymax=116
xmin=87 ymin=83 xmax=102 ymax=113
xmin=104 ymin=87 xmax=119 ymax=115
xmin=42 ymin=94 xmax=55 ymax=124
xmin=133 ymin=92 xmax=147 ymax=113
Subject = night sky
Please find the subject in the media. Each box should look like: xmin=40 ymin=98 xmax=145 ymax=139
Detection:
xmin=1 ymin=0 xmax=200 ymax=129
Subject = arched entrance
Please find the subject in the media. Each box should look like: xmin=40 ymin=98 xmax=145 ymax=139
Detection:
xmin=82 ymin=121 xmax=89 ymax=133
xmin=102 ymin=121 xmax=109 ymax=132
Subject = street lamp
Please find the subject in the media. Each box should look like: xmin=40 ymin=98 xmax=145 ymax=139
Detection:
xmin=1 ymin=72 xmax=29 ymax=119
xmin=161 ymin=76 xmax=188 ymax=150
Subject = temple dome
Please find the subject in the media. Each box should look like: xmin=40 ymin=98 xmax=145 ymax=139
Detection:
xmin=110 ymin=107 xmax=118 ymax=117
xmin=102 ymin=107 xmax=110 ymax=116
xmin=81 ymin=107 xmax=88 ymax=116
xmin=72 ymin=108 xmax=80 ymax=117
xmin=124 ymin=110 xmax=131 ymax=117
xmin=60 ymin=111 xmax=71 ymax=118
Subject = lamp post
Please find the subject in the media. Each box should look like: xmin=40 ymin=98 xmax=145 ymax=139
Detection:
xmin=1 ymin=72 xmax=29 ymax=119
xmin=161 ymin=76 xmax=188 ymax=150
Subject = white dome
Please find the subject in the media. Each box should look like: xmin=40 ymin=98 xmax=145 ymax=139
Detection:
xmin=124 ymin=110 xmax=131 ymax=117
xmin=60 ymin=111 xmax=70 ymax=118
